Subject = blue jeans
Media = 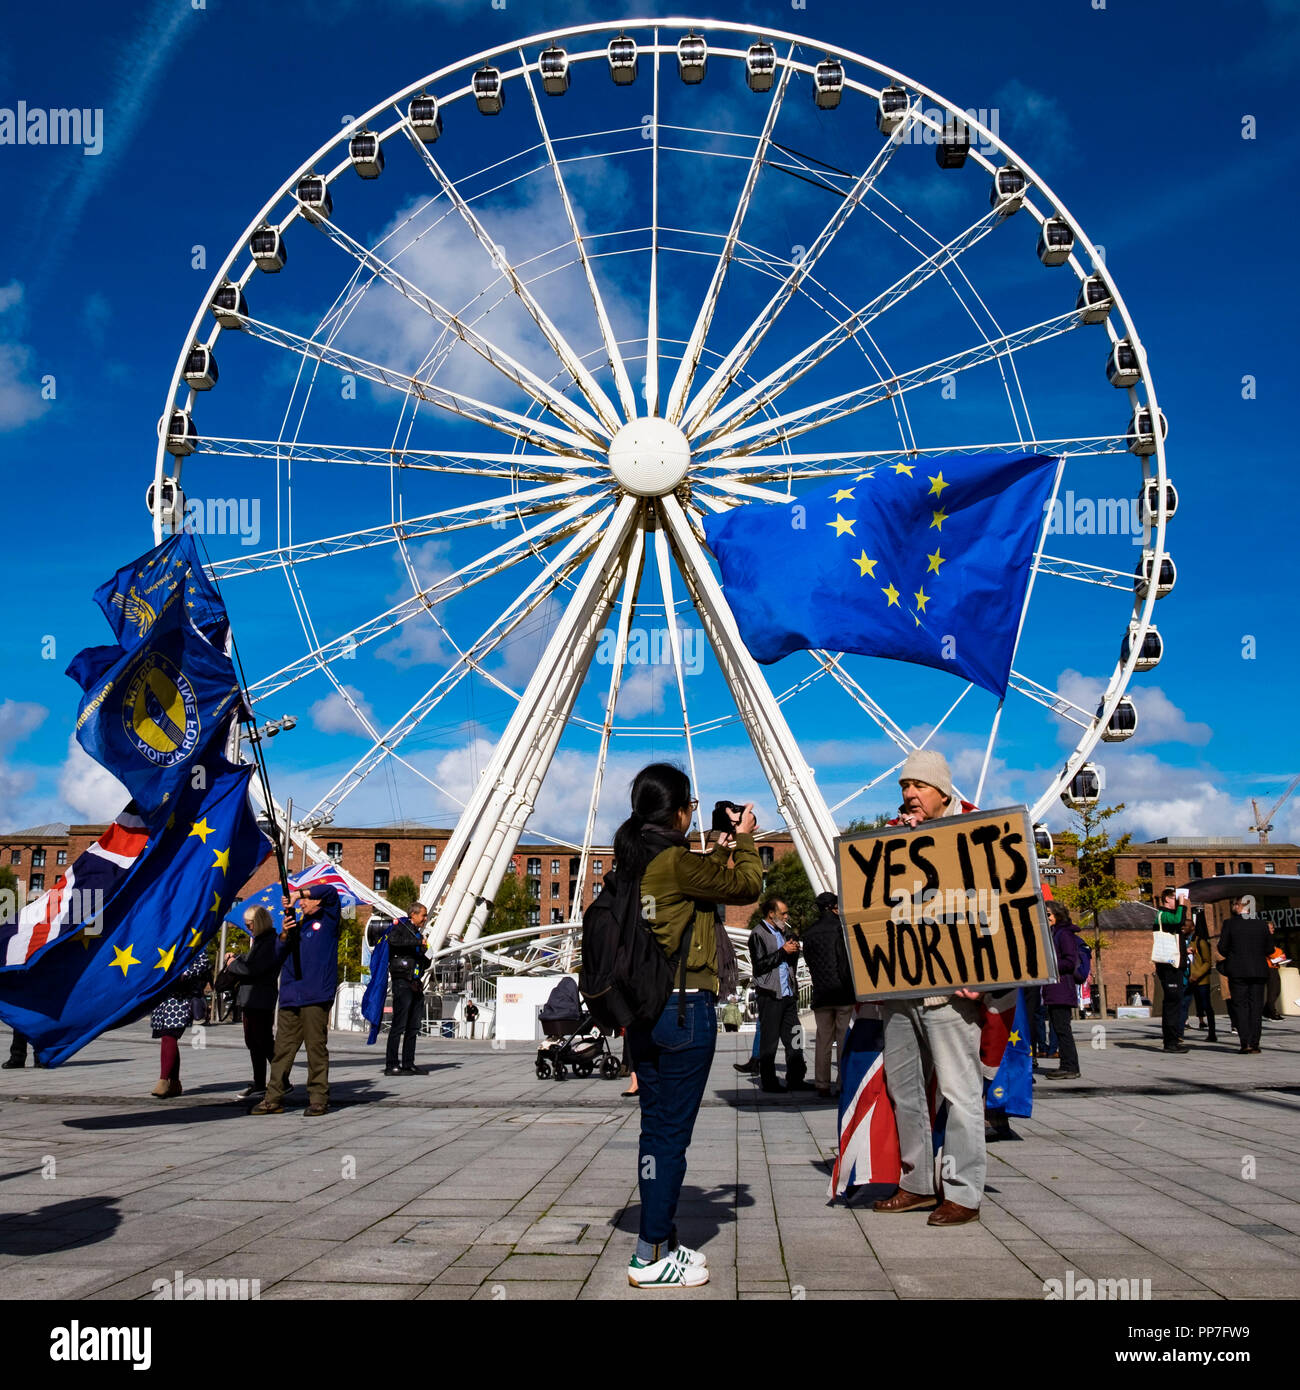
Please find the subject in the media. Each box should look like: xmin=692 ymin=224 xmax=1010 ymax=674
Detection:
xmin=629 ymin=993 xmax=717 ymax=1258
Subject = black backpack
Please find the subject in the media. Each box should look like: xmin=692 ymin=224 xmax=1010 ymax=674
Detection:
xmin=579 ymin=869 xmax=694 ymax=1032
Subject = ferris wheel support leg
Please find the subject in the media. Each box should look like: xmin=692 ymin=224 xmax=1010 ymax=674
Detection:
xmin=423 ymin=496 xmax=641 ymax=951
xmin=658 ymin=496 xmax=840 ymax=890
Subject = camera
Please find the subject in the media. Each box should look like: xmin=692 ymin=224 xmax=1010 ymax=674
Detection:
xmin=711 ymin=800 xmax=744 ymax=834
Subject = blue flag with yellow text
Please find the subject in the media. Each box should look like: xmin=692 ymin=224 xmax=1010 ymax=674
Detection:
xmin=67 ymin=574 xmax=244 ymax=823
xmin=702 ymin=451 xmax=1058 ymax=696
xmin=0 ymin=760 xmax=271 ymax=1066
xmin=93 ymin=531 xmax=229 ymax=650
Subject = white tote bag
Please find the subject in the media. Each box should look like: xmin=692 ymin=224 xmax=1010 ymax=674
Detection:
xmin=1150 ymin=930 xmax=1179 ymax=967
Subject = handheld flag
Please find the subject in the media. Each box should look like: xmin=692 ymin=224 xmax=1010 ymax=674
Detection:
xmin=67 ymin=580 xmax=244 ymax=823
xmin=93 ymin=531 xmax=229 ymax=650
xmin=984 ymin=988 xmax=1033 ymax=1118
xmin=829 ymin=1013 xmax=901 ymax=1197
xmin=0 ymin=761 xmax=271 ymax=1066
xmin=702 ymin=451 xmax=1058 ymax=696
xmin=226 ymin=862 xmax=368 ymax=935
xmin=361 ymin=934 xmax=391 ymax=1045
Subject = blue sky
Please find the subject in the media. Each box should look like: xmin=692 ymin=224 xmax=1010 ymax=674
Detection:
xmin=2 ymin=0 xmax=1298 ymax=852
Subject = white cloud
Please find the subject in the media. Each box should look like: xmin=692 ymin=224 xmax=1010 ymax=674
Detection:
xmin=613 ymin=665 xmax=670 ymax=717
xmin=56 ymin=734 xmax=129 ymax=824
xmin=1055 ymin=669 xmax=1212 ymax=748
xmin=0 ymin=282 xmax=50 ymax=432
xmin=0 ymin=699 xmax=48 ymax=807
xmin=309 ymin=684 xmax=375 ymax=736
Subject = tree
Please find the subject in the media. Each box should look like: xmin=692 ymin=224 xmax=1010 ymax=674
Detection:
xmin=484 ymin=868 xmax=538 ymax=940
xmin=747 ymin=849 xmax=817 ymax=933
xmin=1053 ymin=801 xmax=1133 ymax=1017
xmin=337 ymin=909 xmax=364 ymax=984
xmin=387 ymin=875 xmax=418 ymax=913
xmin=842 ymin=813 xmax=891 ymax=835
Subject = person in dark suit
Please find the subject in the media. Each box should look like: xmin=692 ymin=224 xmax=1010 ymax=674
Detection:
xmin=1217 ymin=897 xmax=1273 ymax=1054
xmin=227 ymin=906 xmax=281 ymax=1099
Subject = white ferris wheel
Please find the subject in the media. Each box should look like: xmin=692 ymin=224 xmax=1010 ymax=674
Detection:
xmin=150 ymin=18 xmax=1175 ymax=956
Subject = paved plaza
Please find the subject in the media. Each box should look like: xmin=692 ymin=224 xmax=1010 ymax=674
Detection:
xmin=1 ymin=1014 xmax=1298 ymax=1302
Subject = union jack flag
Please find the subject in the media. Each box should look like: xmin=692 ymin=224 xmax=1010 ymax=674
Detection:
xmin=0 ymin=807 xmax=149 ymax=970
xmin=828 ymin=1011 xmax=902 ymax=1197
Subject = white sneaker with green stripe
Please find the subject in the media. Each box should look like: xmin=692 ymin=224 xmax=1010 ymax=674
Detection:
xmin=627 ymin=1249 xmax=709 ymax=1287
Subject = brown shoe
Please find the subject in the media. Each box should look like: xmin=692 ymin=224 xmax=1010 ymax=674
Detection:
xmin=872 ymin=1189 xmax=937 ymax=1214
xmin=250 ymin=1099 xmax=285 ymax=1115
xmin=927 ymin=1200 xmax=980 ymax=1227
xmin=151 ymin=1078 xmax=172 ymax=1098
xmin=303 ymin=1103 xmax=329 ymax=1117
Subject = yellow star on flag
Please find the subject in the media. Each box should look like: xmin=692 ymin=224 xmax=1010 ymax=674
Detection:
xmin=79 ymin=927 xmax=100 ymax=950
xmin=892 ymin=461 xmax=915 ymax=476
xmin=927 ymin=472 xmax=949 ymax=498
xmin=832 ymin=488 xmax=855 ymax=503
xmin=929 ymin=508 xmax=948 ymax=532
xmin=914 ymin=587 xmax=930 ymax=612
xmin=827 ymin=513 xmax=856 ymax=538
xmin=881 ymin=582 xmax=900 ymax=608
xmin=853 ymin=550 xmax=877 ymax=578
xmin=155 ymin=944 xmax=176 ymax=972
xmin=110 ymin=944 xmax=140 ymax=977
xmin=189 ymin=818 xmax=213 ymax=844
xmin=208 ymin=891 xmax=223 ymax=918
xmin=913 ymin=613 xmax=923 ymax=627
xmin=212 ymin=847 xmax=230 ymax=874
xmin=187 ymin=927 xmax=204 ymax=949
xmin=1008 ymin=1029 xmax=1021 ymax=1045
xmin=927 ymin=548 xmax=946 ymax=575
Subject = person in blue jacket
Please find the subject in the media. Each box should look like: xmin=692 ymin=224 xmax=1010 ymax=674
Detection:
xmin=252 ymin=884 xmax=341 ymax=1117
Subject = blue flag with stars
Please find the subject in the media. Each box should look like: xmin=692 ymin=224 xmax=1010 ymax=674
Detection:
xmin=986 ymin=990 xmax=1034 ymax=1118
xmin=93 ymin=531 xmax=229 ymax=650
xmin=702 ymin=451 xmax=1058 ymax=697
xmin=0 ymin=760 xmax=271 ymax=1067
xmin=67 ymin=561 xmax=245 ymax=825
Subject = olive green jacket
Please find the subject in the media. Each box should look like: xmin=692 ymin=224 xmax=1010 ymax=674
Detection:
xmin=640 ymin=833 xmax=763 ymax=994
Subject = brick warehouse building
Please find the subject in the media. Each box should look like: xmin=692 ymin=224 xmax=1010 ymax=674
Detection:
xmin=5 ymin=819 xmax=1297 ymax=1009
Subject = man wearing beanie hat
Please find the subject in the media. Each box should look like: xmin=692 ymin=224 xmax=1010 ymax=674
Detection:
xmin=871 ymin=749 xmax=986 ymax=1227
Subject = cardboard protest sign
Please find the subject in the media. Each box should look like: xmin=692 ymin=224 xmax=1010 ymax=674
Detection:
xmin=834 ymin=806 xmax=1057 ymax=1002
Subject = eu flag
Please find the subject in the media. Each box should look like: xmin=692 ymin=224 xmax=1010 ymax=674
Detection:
xmin=94 ymin=531 xmax=229 ymax=650
xmin=702 ymin=451 xmax=1058 ymax=696
xmin=0 ymin=760 xmax=271 ymax=1066
xmin=361 ymin=934 xmax=391 ymax=1045
xmin=985 ymin=990 xmax=1034 ymax=1118
xmin=67 ymin=577 xmax=244 ymax=823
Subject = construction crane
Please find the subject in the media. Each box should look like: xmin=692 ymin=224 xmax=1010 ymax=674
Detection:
xmin=1249 ymin=774 xmax=1300 ymax=843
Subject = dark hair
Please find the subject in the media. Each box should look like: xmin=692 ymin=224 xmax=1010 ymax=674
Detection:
xmin=612 ymin=763 xmax=692 ymax=882
xmin=815 ymin=891 xmax=838 ymax=913
xmin=1047 ymin=900 xmax=1073 ymax=927
xmin=760 ymin=895 xmax=786 ymax=919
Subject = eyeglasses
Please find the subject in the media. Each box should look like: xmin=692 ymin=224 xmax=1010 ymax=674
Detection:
xmin=686 ymin=799 xmax=698 ymax=811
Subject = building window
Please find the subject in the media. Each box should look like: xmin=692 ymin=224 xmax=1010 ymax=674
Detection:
xmin=32 ymin=849 xmax=45 ymax=868
xmin=422 ymin=871 xmax=432 ymax=885
xmin=1265 ymin=862 xmax=1275 ymax=874
xmin=551 ymin=859 xmax=560 ymax=876
xmin=374 ymin=842 xmax=391 ymax=864
xmin=526 ymin=909 xmax=540 ymax=927
xmin=1214 ymin=862 xmax=1226 ymax=876
xmin=1188 ymin=860 xmax=1203 ymax=879
xmin=550 ymin=882 xmax=560 ymax=899
xmin=1238 ymin=861 xmax=1252 ymax=875
xmin=1163 ymin=862 xmax=1175 ymax=877
xmin=56 ymin=850 xmax=67 ymax=866
xmin=8 ymin=850 xmax=18 ymax=865
xmin=760 ymin=846 xmax=774 ymax=868
xmin=373 ymin=869 xmax=389 ymax=893
xmin=29 ymin=874 xmax=44 ymax=892
xmin=569 ymin=857 xmax=580 ymax=877
xmin=423 ymin=845 xmax=437 ymax=862
xmin=527 ymin=857 xmax=541 ymax=876
xmin=326 ymin=841 xmax=343 ymax=864
xmin=593 ymin=859 xmax=603 ymax=875
xmin=1137 ymin=861 xmax=1152 ymax=880
xmin=550 ymin=909 xmax=563 ymax=924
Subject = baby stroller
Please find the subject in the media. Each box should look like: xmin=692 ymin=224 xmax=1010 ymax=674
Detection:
xmin=534 ymin=977 xmax=621 ymax=1081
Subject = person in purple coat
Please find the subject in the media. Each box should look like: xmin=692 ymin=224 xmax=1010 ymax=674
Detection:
xmin=1040 ymin=901 xmax=1083 ymax=1080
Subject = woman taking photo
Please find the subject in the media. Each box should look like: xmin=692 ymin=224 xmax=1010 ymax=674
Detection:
xmin=618 ymin=763 xmax=762 ymax=1288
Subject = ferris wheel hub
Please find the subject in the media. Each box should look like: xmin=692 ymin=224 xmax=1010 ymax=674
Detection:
xmin=606 ymin=417 xmax=691 ymax=497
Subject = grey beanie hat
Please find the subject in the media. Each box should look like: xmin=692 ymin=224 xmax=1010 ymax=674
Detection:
xmin=899 ymin=748 xmax=955 ymax=807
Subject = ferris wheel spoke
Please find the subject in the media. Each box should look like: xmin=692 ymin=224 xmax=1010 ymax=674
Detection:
xmin=807 ymin=652 xmax=917 ymax=758
xmin=1006 ymin=670 xmax=1091 ymax=730
xmin=680 ymin=106 xmax=918 ymax=439
xmin=195 ymin=437 xmax=601 ymax=478
xmin=644 ymin=33 xmax=663 ymax=417
xmin=1037 ymin=554 xmax=1137 ymax=592
xmin=422 ymin=497 xmax=643 ymax=949
xmin=663 ymin=50 xmax=796 ymax=425
xmin=572 ymin=523 xmax=647 ymax=892
xmin=247 ymin=495 xmax=607 ymax=703
xmin=703 ymin=308 xmax=1086 ymax=457
xmin=657 ymin=495 xmax=839 ymax=888
xmin=303 ymin=511 xmax=609 ymax=824
xmin=402 ymin=127 xmax=624 ymax=435
xmin=652 ymin=521 xmax=706 ymax=849
xmin=699 ymin=435 xmax=1129 ymax=475
xmin=233 ymin=314 xmax=602 ymax=457
xmin=519 ymin=51 xmax=639 ymax=423
xmin=206 ymin=476 xmax=603 ymax=581
xmin=311 ymin=212 xmax=611 ymax=444
xmin=694 ymin=476 xmax=797 ymax=505
xmin=692 ymin=206 xmax=1006 ymax=445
